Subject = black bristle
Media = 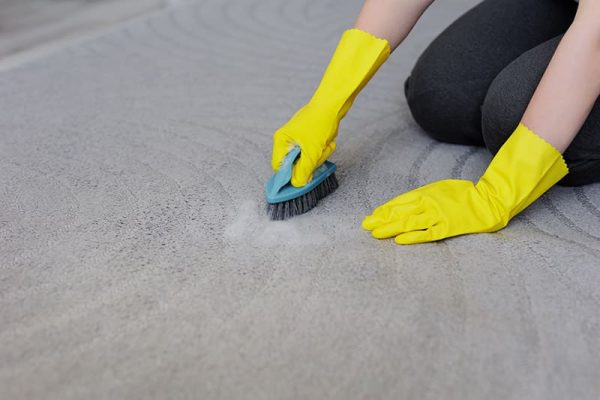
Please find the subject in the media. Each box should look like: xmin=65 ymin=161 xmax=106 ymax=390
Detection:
xmin=267 ymin=173 xmax=339 ymax=221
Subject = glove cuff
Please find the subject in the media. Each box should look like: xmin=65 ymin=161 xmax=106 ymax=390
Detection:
xmin=309 ymin=28 xmax=391 ymax=118
xmin=476 ymin=123 xmax=569 ymax=224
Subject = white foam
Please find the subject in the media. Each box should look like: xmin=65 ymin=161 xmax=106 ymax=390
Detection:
xmin=224 ymin=200 xmax=327 ymax=246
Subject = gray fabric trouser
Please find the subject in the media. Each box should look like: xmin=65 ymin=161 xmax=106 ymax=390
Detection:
xmin=404 ymin=0 xmax=599 ymax=186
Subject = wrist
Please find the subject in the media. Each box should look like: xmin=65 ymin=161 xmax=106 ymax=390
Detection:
xmin=475 ymin=123 xmax=569 ymax=221
xmin=307 ymin=28 xmax=391 ymax=119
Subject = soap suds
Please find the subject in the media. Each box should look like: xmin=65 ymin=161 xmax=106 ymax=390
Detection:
xmin=224 ymin=201 xmax=327 ymax=246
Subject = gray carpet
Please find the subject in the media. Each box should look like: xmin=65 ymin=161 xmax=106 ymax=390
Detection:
xmin=1 ymin=0 xmax=599 ymax=399
xmin=0 ymin=0 xmax=165 ymax=60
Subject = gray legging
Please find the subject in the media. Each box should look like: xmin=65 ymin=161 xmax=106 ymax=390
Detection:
xmin=404 ymin=0 xmax=599 ymax=186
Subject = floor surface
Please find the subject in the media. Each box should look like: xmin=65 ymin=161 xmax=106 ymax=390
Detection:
xmin=1 ymin=0 xmax=600 ymax=399
xmin=0 ymin=0 xmax=166 ymax=61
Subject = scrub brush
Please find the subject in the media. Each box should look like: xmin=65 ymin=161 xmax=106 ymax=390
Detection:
xmin=265 ymin=146 xmax=338 ymax=220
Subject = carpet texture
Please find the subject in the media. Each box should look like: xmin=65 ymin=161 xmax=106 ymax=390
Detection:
xmin=1 ymin=0 xmax=599 ymax=399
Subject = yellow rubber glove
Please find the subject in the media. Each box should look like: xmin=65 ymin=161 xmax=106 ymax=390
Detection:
xmin=272 ymin=28 xmax=390 ymax=187
xmin=362 ymin=123 xmax=569 ymax=244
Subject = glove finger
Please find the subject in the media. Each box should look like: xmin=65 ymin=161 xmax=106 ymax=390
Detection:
xmin=394 ymin=223 xmax=446 ymax=245
xmin=271 ymin=132 xmax=293 ymax=172
xmin=290 ymin=141 xmax=334 ymax=187
xmin=316 ymin=141 xmax=336 ymax=167
xmin=365 ymin=200 xmax=423 ymax=229
xmin=371 ymin=213 xmax=436 ymax=239
xmin=361 ymin=214 xmax=385 ymax=231
xmin=290 ymin=150 xmax=317 ymax=187
xmin=394 ymin=229 xmax=434 ymax=245
xmin=371 ymin=191 xmax=422 ymax=217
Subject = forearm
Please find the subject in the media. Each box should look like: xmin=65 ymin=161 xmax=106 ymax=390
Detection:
xmin=521 ymin=2 xmax=600 ymax=152
xmin=354 ymin=0 xmax=435 ymax=49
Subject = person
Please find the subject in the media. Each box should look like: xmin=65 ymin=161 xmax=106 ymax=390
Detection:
xmin=270 ymin=0 xmax=600 ymax=245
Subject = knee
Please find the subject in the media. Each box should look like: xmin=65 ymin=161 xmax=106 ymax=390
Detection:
xmin=404 ymin=58 xmax=484 ymax=146
xmin=481 ymin=67 xmax=530 ymax=155
xmin=404 ymin=73 xmax=448 ymax=141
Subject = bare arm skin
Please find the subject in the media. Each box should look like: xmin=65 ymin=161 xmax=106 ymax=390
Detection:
xmin=354 ymin=0 xmax=600 ymax=153
xmin=354 ymin=0 xmax=435 ymax=50
xmin=521 ymin=0 xmax=600 ymax=152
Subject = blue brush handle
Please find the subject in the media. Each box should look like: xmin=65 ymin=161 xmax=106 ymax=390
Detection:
xmin=265 ymin=145 xmax=336 ymax=204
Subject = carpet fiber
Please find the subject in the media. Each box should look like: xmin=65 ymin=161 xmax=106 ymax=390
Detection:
xmin=1 ymin=0 xmax=599 ymax=399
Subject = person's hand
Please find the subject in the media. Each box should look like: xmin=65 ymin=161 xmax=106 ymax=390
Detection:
xmin=362 ymin=123 xmax=569 ymax=245
xmin=271 ymin=103 xmax=338 ymax=187
xmin=362 ymin=179 xmax=508 ymax=244
xmin=270 ymin=28 xmax=391 ymax=187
